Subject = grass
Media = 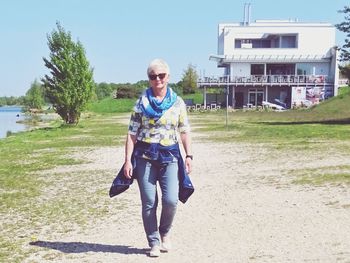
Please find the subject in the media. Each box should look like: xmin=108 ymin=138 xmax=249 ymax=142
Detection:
xmin=0 ymin=112 xmax=127 ymax=201
xmin=86 ymin=97 xmax=135 ymax=113
xmin=85 ymin=92 xmax=205 ymax=114
xmin=182 ymin=92 xmax=204 ymax=104
xmin=293 ymin=172 xmax=350 ymax=185
xmin=289 ymin=164 xmax=350 ymax=185
xmin=0 ymin=112 xmax=129 ymax=262
xmin=191 ymin=110 xmax=350 ymax=145
xmin=1 ymin=88 xmax=350 ymax=261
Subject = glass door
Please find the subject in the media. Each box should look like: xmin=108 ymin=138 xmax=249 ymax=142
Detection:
xmin=257 ymin=92 xmax=263 ymax=106
xmin=248 ymin=89 xmax=264 ymax=106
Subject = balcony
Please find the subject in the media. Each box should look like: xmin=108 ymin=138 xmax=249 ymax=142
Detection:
xmin=197 ymin=74 xmax=332 ymax=87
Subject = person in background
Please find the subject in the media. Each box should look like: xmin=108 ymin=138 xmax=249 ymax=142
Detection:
xmin=123 ymin=58 xmax=193 ymax=257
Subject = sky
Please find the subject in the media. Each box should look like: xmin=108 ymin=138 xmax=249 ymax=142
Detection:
xmin=0 ymin=0 xmax=349 ymax=97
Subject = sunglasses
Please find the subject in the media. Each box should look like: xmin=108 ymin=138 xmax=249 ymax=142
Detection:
xmin=148 ymin=73 xmax=167 ymax=80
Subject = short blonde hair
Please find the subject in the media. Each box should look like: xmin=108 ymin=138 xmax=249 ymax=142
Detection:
xmin=147 ymin=58 xmax=170 ymax=76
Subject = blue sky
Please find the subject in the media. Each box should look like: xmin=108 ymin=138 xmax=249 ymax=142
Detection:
xmin=0 ymin=0 xmax=348 ymax=96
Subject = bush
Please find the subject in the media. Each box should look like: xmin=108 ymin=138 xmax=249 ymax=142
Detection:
xmin=115 ymin=84 xmax=145 ymax=99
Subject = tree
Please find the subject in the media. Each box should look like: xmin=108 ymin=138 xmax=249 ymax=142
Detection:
xmin=25 ymin=79 xmax=45 ymax=110
xmin=169 ymin=82 xmax=183 ymax=95
xmin=42 ymin=22 xmax=94 ymax=124
xmin=115 ymin=83 xmax=139 ymax=99
xmin=181 ymin=64 xmax=198 ymax=94
xmin=0 ymin=97 xmax=5 ymax=106
xmin=336 ymin=6 xmax=350 ymax=61
xmin=339 ymin=63 xmax=350 ymax=82
xmin=0 ymin=96 xmax=24 ymax=106
xmin=95 ymin=82 xmax=114 ymax=100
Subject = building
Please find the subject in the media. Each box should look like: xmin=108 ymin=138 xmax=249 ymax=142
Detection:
xmin=198 ymin=4 xmax=339 ymax=109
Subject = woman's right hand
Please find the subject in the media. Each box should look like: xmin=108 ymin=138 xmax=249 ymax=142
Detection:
xmin=123 ymin=160 xmax=133 ymax=179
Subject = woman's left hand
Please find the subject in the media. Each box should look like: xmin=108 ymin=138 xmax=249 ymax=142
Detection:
xmin=185 ymin=158 xmax=192 ymax=174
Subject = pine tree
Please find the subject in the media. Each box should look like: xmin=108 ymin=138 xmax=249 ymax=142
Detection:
xmin=42 ymin=22 xmax=94 ymax=124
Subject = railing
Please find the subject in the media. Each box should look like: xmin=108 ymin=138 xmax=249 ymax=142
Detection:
xmin=339 ymin=78 xmax=349 ymax=86
xmin=197 ymin=74 xmax=332 ymax=86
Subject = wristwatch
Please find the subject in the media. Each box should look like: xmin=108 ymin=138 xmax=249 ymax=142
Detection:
xmin=185 ymin=155 xmax=193 ymax=160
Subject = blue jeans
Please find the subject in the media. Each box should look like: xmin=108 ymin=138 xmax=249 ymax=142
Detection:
xmin=135 ymin=157 xmax=179 ymax=247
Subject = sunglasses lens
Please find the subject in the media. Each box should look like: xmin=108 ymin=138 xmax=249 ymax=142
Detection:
xmin=158 ymin=73 xmax=166 ymax=79
xmin=149 ymin=73 xmax=166 ymax=80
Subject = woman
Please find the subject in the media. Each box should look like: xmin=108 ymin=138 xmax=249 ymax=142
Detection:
xmin=123 ymin=58 xmax=193 ymax=257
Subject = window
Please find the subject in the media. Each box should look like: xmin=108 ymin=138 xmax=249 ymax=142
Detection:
xmin=248 ymin=89 xmax=264 ymax=106
xmin=251 ymin=39 xmax=270 ymax=48
xmin=251 ymin=64 xmax=265 ymax=75
xmin=266 ymin=64 xmax=295 ymax=75
xmin=235 ymin=34 xmax=298 ymax=49
xmin=235 ymin=39 xmax=270 ymax=48
xmin=281 ymin=35 xmax=297 ymax=48
xmin=235 ymin=39 xmax=252 ymax=48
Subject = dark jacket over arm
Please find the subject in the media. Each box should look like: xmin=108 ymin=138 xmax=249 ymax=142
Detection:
xmin=109 ymin=141 xmax=194 ymax=203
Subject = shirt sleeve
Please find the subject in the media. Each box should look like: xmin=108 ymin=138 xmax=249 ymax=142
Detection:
xmin=178 ymin=98 xmax=190 ymax=133
xmin=128 ymin=99 xmax=142 ymax=135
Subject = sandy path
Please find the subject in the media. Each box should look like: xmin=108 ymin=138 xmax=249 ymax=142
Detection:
xmin=24 ymin=137 xmax=350 ymax=262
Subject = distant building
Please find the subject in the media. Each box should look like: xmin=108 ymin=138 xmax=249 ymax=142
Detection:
xmin=198 ymin=4 xmax=339 ymax=109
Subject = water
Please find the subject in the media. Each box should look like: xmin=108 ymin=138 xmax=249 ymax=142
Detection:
xmin=0 ymin=106 xmax=28 ymax=139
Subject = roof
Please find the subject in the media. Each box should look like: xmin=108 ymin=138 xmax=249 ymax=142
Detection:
xmin=209 ymin=54 xmax=332 ymax=64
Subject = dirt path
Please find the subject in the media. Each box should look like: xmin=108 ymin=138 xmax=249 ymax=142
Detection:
xmin=24 ymin=137 xmax=350 ymax=262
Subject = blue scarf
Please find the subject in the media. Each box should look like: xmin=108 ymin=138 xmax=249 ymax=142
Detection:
xmin=139 ymin=87 xmax=177 ymax=119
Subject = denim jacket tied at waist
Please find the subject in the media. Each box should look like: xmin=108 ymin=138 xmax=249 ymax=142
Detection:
xmin=109 ymin=141 xmax=194 ymax=203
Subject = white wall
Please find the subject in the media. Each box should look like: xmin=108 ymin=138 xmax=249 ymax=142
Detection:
xmin=230 ymin=63 xmax=251 ymax=77
xmin=218 ymin=22 xmax=335 ymax=57
xmin=218 ymin=29 xmax=225 ymax=55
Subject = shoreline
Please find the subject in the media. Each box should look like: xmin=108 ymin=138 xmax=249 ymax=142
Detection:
xmin=0 ymin=105 xmax=26 ymax=139
xmin=0 ymin=107 xmax=59 ymax=139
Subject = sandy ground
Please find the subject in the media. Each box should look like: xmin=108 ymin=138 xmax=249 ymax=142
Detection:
xmin=23 ymin=133 xmax=350 ymax=263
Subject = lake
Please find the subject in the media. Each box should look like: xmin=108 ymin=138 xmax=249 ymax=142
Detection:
xmin=0 ymin=106 xmax=28 ymax=139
